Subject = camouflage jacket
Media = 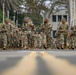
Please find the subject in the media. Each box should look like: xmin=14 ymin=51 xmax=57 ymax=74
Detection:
xmin=41 ymin=23 xmax=52 ymax=34
xmin=58 ymin=24 xmax=69 ymax=34
xmin=0 ymin=23 xmax=13 ymax=34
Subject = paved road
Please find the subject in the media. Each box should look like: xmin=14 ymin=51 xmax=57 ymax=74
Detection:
xmin=0 ymin=50 xmax=76 ymax=75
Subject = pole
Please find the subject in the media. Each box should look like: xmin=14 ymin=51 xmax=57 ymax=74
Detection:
xmin=13 ymin=10 xmax=16 ymax=25
xmin=73 ymin=0 xmax=75 ymax=25
xmin=7 ymin=11 xmax=9 ymax=19
xmin=3 ymin=2 xmax=5 ymax=23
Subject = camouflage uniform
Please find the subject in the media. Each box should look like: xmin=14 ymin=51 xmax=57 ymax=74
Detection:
xmin=31 ymin=25 xmax=36 ymax=48
xmin=71 ymin=25 xmax=76 ymax=48
xmin=0 ymin=26 xmax=3 ymax=47
xmin=0 ymin=24 xmax=7 ymax=48
xmin=10 ymin=25 xmax=19 ymax=48
xmin=17 ymin=29 xmax=23 ymax=48
xmin=41 ymin=19 xmax=52 ymax=48
xmin=38 ymin=32 xmax=46 ymax=49
xmin=55 ymin=30 xmax=61 ymax=49
xmin=58 ymin=22 xmax=69 ymax=49
xmin=34 ymin=32 xmax=40 ymax=48
xmin=0 ymin=19 xmax=14 ymax=49
xmin=22 ymin=32 xmax=28 ymax=48
xmin=22 ymin=18 xmax=35 ymax=48
xmin=11 ymin=32 xmax=18 ymax=48
xmin=51 ymin=38 xmax=56 ymax=49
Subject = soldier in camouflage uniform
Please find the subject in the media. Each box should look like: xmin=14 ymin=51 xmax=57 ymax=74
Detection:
xmin=41 ymin=19 xmax=52 ymax=49
xmin=0 ymin=26 xmax=3 ymax=48
xmin=70 ymin=25 xmax=76 ymax=49
xmin=9 ymin=22 xmax=19 ymax=49
xmin=30 ymin=23 xmax=36 ymax=48
xmin=57 ymin=18 xmax=69 ymax=49
xmin=67 ymin=27 xmax=74 ymax=49
xmin=22 ymin=17 xmax=35 ymax=49
xmin=0 ymin=18 xmax=13 ymax=49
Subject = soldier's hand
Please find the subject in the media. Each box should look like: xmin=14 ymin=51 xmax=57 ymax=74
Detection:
xmin=68 ymin=34 xmax=70 ymax=38
xmin=61 ymin=30 xmax=66 ymax=32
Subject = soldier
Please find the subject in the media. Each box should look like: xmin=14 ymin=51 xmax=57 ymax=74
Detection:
xmin=0 ymin=18 xmax=13 ymax=49
xmin=31 ymin=23 xmax=36 ymax=48
xmin=67 ymin=27 xmax=74 ymax=49
xmin=57 ymin=18 xmax=69 ymax=49
xmin=71 ymin=25 xmax=76 ymax=49
xmin=22 ymin=17 xmax=35 ymax=49
xmin=41 ymin=19 xmax=52 ymax=49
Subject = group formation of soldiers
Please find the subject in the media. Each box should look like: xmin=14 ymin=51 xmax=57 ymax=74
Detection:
xmin=0 ymin=18 xmax=26 ymax=49
xmin=0 ymin=18 xmax=52 ymax=50
xmin=0 ymin=17 xmax=76 ymax=50
xmin=22 ymin=17 xmax=53 ymax=49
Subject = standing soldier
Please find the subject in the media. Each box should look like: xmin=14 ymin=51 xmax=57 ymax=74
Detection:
xmin=67 ymin=27 xmax=74 ymax=49
xmin=71 ymin=25 xmax=76 ymax=49
xmin=41 ymin=19 xmax=52 ymax=49
xmin=57 ymin=18 xmax=69 ymax=49
xmin=0 ymin=18 xmax=13 ymax=49
xmin=22 ymin=17 xmax=35 ymax=49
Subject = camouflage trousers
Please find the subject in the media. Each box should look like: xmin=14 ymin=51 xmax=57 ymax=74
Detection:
xmin=39 ymin=34 xmax=47 ymax=48
xmin=18 ymin=40 xmax=23 ymax=48
xmin=11 ymin=36 xmax=18 ymax=48
xmin=7 ymin=34 xmax=12 ymax=48
xmin=46 ymin=34 xmax=51 ymax=48
xmin=56 ymin=37 xmax=61 ymax=48
xmin=34 ymin=36 xmax=40 ymax=48
xmin=59 ymin=33 xmax=68 ymax=48
xmin=51 ymin=39 xmax=56 ymax=49
xmin=22 ymin=32 xmax=28 ymax=47
xmin=0 ymin=33 xmax=7 ymax=48
xmin=27 ymin=33 xmax=34 ymax=47
xmin=70 ymin=36 xmax=76 ymax=48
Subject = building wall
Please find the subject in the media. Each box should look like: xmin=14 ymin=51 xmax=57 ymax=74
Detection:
xmin=69 ymin=0 xmax=76 ymax=26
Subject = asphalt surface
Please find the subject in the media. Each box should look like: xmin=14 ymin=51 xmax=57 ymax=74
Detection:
xmin=0 ymin=50 xmax=76 ymax=75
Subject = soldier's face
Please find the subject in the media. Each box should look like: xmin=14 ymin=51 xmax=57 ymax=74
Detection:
xmin=36 ymin=32 xmax=38 ymax=34
xmin=40 ymin=32 xmax=43 ymax=35
xmin=62 ymin=20 xmax=66 ymax=24
xmin=5 ymin=20 xmax=10 ymax=24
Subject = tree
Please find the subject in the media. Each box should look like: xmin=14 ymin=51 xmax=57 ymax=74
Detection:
xmin=0 ymin=0 xmax=22 ymax=11
xmin=23 ymin=0 xmax=49 ymax=24
xmin=0 ymin=0 xmax=23 ymax=25
xmin=46 ymin=0 xmax=69 ymax=18
xmin=22 ymin=0 xmax=69 ymax=24
xmin=0 ymin=10 xmax=3 ymax=23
